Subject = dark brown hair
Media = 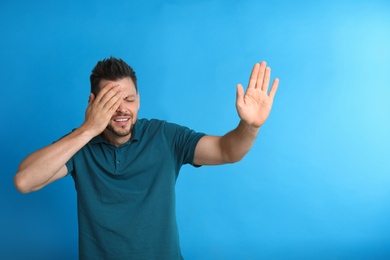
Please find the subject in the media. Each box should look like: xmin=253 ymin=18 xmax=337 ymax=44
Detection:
xmin=90 ymin=57 xmax=137 ymax=94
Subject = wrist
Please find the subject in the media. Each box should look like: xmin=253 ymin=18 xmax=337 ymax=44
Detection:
xmin=75 ymin=124 xmax=101 ymax=140
xmin=239 ymin=120 xmax=260 ymax=134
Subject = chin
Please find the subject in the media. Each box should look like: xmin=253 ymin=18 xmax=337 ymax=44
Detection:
xmin=107 ymin=125 xmax=132 ymax=137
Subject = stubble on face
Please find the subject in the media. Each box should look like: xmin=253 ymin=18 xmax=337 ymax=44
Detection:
xmin=106 ymin=114 xmax=134 ymax=137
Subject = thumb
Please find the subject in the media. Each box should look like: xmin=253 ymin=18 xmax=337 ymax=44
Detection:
xmin=236 ymin=84 xmax=245 ymax=105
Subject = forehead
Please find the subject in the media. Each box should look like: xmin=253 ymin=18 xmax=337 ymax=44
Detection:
xmin=98 ymin=77 xmax=137 ymax=94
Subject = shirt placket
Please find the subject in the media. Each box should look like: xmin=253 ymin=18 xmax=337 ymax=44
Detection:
xmin=114 ymin=148 xmax=122 ymax=173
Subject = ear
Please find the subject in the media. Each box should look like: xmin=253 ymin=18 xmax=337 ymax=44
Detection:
xmin=88 ymin=93 xmax=95 ymax=104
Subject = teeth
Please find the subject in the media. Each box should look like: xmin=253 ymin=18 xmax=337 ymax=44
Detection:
xmin=115 ymin=119 xmax=129 ymax=122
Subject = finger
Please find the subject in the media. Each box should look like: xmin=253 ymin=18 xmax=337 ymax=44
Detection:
xmin=268 ymin=78 xmax=279 ymax=100
xmin=247 ymin=63 xmax=260 ymax=89
xmin=262 ymin=67 xmax=271 ymax=92
xmin=103 ymin=89 xmax=123 ymax=110
xmin=108 ymin=95 xmax=123 ymax=114
xmin=95 ymin=83 xmax=119 ymax=103
xmin=99 ymin=85 xmax=122 ymax=107
xmin=256 ymin=61 xmax=267 ymax=89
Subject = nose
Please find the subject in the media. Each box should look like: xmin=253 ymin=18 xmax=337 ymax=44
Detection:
xmin=116 ymin=99 xmax=127 ymax=113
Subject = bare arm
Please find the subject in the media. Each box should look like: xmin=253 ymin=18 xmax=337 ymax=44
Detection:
xmin=193 ymin=61 xmax=279 ymax=165
xmin=15 ymin=128 xmax=95 ymax=193
xmin=14 ymin=84 xmax=123 ymax=193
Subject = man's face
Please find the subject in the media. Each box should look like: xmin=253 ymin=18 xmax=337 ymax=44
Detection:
xmin=99 ymin=77 xmax=140 ymax=141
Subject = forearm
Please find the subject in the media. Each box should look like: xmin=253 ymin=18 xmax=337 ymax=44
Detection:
xmin=220 ymin=120 xmax=260 ymax=163
xmin=14 ymin=126 xmax=94 ymax=193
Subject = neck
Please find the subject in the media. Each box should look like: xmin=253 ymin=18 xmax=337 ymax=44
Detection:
xmin=102 ymin=131 xmax=131 ymax=147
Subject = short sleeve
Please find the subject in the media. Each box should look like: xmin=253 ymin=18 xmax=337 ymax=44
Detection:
xmin=162 ymin=121 xmax=206 ymax=166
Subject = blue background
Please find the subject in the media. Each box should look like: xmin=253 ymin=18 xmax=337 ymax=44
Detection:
xmin=1 ymin=0 xmax=390 ymax=259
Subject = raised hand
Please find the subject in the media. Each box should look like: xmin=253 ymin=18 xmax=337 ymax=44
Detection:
xmin=236 ymin=61 xmax=279 ymax=128
xmin=82 ymin=84 xmax=123 ymax=137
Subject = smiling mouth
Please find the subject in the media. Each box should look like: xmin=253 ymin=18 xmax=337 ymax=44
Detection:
xmin=114 ymin=118 xmax=129 ymax=122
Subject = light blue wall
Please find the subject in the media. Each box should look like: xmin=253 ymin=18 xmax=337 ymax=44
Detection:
xmin=1 ymin=0 xmax=390 ymax=259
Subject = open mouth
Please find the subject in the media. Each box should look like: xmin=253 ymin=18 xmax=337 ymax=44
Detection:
xmin=114 ymin=118 xmax=130 ymax=122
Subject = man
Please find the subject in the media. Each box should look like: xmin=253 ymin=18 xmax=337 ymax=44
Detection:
xmin=14 ymin=57 xmax=279 ymax=259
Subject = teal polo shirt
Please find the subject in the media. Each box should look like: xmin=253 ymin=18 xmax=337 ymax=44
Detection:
xmin=66 ymin=118 xmax=205 ymax=260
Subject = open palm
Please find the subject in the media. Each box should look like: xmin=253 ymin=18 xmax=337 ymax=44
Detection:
xmin=236 ymin=61 xmax=279 ymax=127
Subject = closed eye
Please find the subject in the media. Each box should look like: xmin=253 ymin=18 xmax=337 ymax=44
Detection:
xmin=123 ymin=94 xmax=137 ymax=102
